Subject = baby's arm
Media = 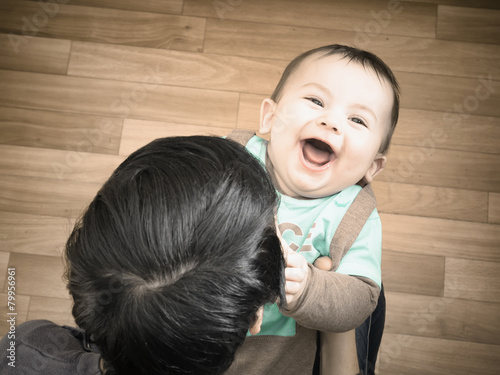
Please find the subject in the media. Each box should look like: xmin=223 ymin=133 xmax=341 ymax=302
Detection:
xmin=282 ymin=253 xmax=379 ymax=332
xmin=279 ymin=214 xmax=380 ymax=333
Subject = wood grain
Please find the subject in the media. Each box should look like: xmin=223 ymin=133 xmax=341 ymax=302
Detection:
xmin=0 ymin=145 xmax=123 ymax=184
xmin=0 ymin=70 xmax=240 ymax=128
xmin=0 ymin=0 xmax=205 ymax=51
xmin=25 ymin=0 xmax=185 ymax=15
xmin=378 ymin=334 xmax=500 ymax=374
xmin=384 ymin=291 xmax=500 ymax=345
xmin=0 ymin=106 xmax=123 ymax=154
xmin=0 ymin=33 xmax=70 ymax=74
xmin=444 ymin=258 xmax=500 ymax=303
xmin=6 ymin=253 xmax=69 ymax=299
xmin=0 ymin=175 xmax=100 ymax=218
xmin=437 ymin=5 xmax=500 ymax=44
xmin=236 ymin=93 xmax=267 ymax=131
xmin=398 ymin=71 xmax=500 ymax=118
xmin=404 ymin=0 xmax=500 ymax=9
xmin=120 ymin=119 xmax=231 ymax=156
xmin=0 ymin=252 xmax=9 ymax=291
xmin=185 ymin=0 xmax=437 ymax=38
xmin=204 ymin=19 xmax=500 ymax=79
xmin=489 ymin=193 xmax=500 ymax=224
xmin=381 ymin=145 xmax=500 ymax=192
xmin=394 ymin=108 xmax=500 ymax=154
xmin=0 ymin=212 xmax=74 ymax=257
xmin=373 ymin=181 xmax=488 ymax=222
xmin=382 ymin=250 xmax=445 ymax=296
xmin=68 ymin=41 xmax=286 ymax=95
xmin=381 ymin=213 xmax=500 ymax=262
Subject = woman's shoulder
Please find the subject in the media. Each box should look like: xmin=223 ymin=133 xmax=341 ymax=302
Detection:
xmin=1 ymin=319 xmax=101 ymax=374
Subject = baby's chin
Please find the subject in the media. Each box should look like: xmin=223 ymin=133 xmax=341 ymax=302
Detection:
xmin=286 ymin=182 xmax=341 ymax=199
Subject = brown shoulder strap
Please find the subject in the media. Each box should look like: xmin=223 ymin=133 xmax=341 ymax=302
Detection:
xmin=329 ymin=184 xmax=377 ymax=271
xmin=226 ymin=129 xmax=256 ymax=146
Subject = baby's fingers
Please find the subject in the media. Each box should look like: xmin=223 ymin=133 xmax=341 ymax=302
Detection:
xmin=286 ymin=251 xmax=307 ymax=269
xmin=285 ymin=266 xmax=307 ymax=282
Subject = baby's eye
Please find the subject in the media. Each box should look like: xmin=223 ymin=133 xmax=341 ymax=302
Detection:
xmin=306 ymin=97 xmax=324 ymax=107
xmin=350 ymin=117 xmax=367 ymax=127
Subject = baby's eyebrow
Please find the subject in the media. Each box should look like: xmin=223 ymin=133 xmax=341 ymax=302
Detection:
xmin=301 ymin=82 xmax=330 ymax=95
xmin=352 ymin=103 xmax=377 ymax=122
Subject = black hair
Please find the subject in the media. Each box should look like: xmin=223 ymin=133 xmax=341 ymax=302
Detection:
xmin=64 ymin=136 xmax=285 ymax=375
xmin=271 ymin=44 xmax=400 ymax=154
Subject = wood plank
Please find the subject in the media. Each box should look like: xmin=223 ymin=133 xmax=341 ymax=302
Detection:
xmin=185 ymin=0 xmax=437 ymax=39
xmin=373 ymin=181 xmax=488 ymax=222
xmin=0 ymin=70 xmax=239 ymax=128
xmin=236 ymin=93 xmax=267 ymax=132
xmin=120 ymin=119 xmax=231 ymax=156
xmin=0 ymin=106 xmax=123 ymax=155
xmin=0 ymin=293 xmax=30 ymax=338
xmin=378 ymin=333 xmax=500 ymax=374
xmin=0 ymin=33 xmax=70 ymax=74
xmin=6 ymin=253 xmax=69 ymax=299
xmin=384 ymin=292 xmax=500 ymax=345
xmin=381 ymin=145 xmax=500 ymax=193
xmin=205 ymin=19 xmax=358 ymax=62
xmin=67 ymin=41 xmax=285 ymax=95
xmin=489 ymin=193 xmax=500 ymax=224
xmin=0 ymin=175 xmax=100 ymax=218
xmin=25 ymin=0 xmax=184 ymax=14
xmin=437 ymin=5 xmax=500 ymax=44
xmin=382 ymin=250 xmax=445 ymax=296
xmin=27 ymin=296 xmax=74 ymax=328
xmin=0 ymin=212 xmax=74 ymax=257
xmin=444 ymin=258 xmax=500 ymax=303
xmin=0 ymin=252 xmax=9 ymax=291
xmin=0 ymin=145 xmax=124 ymax=184
xmin=398 ymin=71 xmax=500 ymax=118
xmin=0 ymin=0 xmax=205 ymax=51
xmin=204 ymin=19 xmax=500 ymax=80
xmin=393 ymin=109 xmax=500 ymax=155
xmin=380 ymin=213 xmax=500 ymax=262
xmin=406 ymin=0 xmax=500 ymax=8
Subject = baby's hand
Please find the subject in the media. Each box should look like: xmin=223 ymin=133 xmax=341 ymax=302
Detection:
xmin=276 ymin=223 xmax=309 ymax=309
xmin=313 ymin=256 xmax=333 ymax=271
xmin=284 ymin=250 xmax=309 ymax=309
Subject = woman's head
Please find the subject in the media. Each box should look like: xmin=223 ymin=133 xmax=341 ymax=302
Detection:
xmin=65 ymin=136 xmax=285 ymax=375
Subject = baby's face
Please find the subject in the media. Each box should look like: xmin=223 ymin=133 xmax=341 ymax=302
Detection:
xmin=260 ymin=54 xmax=393 ymax=198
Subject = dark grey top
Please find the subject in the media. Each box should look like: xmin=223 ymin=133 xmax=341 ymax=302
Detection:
xmin=0 ymin=319 xmax=101 ymax=374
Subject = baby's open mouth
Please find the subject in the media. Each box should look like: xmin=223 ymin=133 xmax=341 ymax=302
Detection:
xmin=302 ymin=138 xmax=334 ymax=167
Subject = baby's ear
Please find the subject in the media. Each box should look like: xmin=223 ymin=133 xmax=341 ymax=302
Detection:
xmin=259 ymin=98 xmax=277 ymax=135
xmin=361 ymin=154 xmax=387 ymax=185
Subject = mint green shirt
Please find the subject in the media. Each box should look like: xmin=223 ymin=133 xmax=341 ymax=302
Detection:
xmin=246 ymin=136 xmax=382 ymax=336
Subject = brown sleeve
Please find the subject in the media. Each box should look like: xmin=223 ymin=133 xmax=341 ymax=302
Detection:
xmin=282 ymin=267 xmax=379 ymax=332
xmin=282 ymin=184 xmax=381 ymax=332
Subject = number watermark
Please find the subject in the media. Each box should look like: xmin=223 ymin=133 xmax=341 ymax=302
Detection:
xmin=6 ymin=268 xmax=17 ymax=368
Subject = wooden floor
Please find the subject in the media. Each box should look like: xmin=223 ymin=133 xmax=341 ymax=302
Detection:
xmin=0 ymin=0 xmax=499 ymax=374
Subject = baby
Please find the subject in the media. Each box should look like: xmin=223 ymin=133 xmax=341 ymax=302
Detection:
xmin=226 ymin=44 xmax=399 ymax=374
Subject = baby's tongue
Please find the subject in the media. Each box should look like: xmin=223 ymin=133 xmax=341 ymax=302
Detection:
xmin=303 ymin=141 xmax=331 ymax=166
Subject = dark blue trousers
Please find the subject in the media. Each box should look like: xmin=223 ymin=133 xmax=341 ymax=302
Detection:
xmin=355 ymin=285 xmax=386 ymax=375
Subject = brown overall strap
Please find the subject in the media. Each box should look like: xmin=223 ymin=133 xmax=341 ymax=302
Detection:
xmin=226 ymin=129 xmax=256 ymax=146
xmin=329 ymin=184 xmax=377 ymax=271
